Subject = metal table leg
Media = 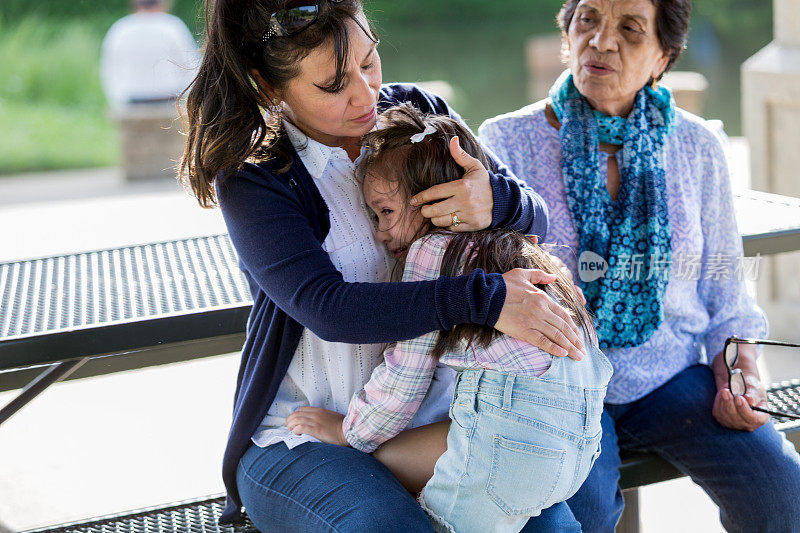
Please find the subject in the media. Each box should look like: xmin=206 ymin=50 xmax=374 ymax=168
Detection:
xmin=616 ymin=488 xmax=642 ymax=533
xmin=0 ymin=358 xmax=88 ymax=426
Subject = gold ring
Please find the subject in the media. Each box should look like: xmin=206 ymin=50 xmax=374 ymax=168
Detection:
xmin=451 ymin=213 xmax=461 ymax=227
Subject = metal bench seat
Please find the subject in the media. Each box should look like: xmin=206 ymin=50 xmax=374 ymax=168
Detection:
xmin=19 ymin=382 xmax=800 ymax=533
xmin=22 ymin=495 xmax=256 ymax=533
xmin=618 ymin=379 xmax=800 ymax=491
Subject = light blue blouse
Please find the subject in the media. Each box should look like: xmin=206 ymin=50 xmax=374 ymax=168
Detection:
xmin=480 ymin=101 xmax=768 ymax=404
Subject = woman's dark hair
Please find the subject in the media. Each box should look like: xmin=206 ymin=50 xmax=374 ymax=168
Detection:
xmin=556 ymin=0 xmax=692 ymax=81
xmin=180 ymin=0 xmax=375 ymax=208
xmin=358 ymin=104 xmax=595 ymax=358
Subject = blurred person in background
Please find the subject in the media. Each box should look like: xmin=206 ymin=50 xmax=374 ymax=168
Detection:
xmin=100 ymin=0 xmax=200 ymax=110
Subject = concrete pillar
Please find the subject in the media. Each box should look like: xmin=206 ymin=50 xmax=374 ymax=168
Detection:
xmin=742 ymin=0 xmax=800 ymax=340
xmin=661 ymin=71 xmax=708 ymax=116
xmin=526 ymin=34 xmax=565 ymax=103
xmin=113 ymin=103 xmax=185 ymax=182
xmin=775 ymin=0 xmax=800 ymax=47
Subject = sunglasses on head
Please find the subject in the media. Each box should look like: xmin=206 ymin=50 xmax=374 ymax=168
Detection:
xmin=261 ymin=0 xmax=345 ymax=43
xmin=723 ymin=336 xmax=800 ymax=421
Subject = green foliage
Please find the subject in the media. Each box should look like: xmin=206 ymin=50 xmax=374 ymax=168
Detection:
xmin=0 ymin=15 xmax=115 ymax=172
xmin=692 ymin=0 xmax=773 ymax=51
xmin=0 ymin=0 xmax=774 ymax=44
xmin=0 ymin=17 xmax=106 ymax=109
xmin=0 ymin=0 xmax=203 ymax=32
xmin=364 ymin=0 xmax=564 ymax=26
xmin=0 ymin=101 xmax=118 ymax=174
xmin=1 ymin=0 xmax=560 ymax=28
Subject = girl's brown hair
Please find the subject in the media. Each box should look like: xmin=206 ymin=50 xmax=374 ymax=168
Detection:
xmin=358 ymin=104 xmax=595 ymax=358
xmin=180 ymin=0 xmax=374 ymax=208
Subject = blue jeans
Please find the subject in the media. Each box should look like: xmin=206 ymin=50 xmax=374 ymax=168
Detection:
xmin=566 ymin=364 xmax=800 ymax=532
xmin=237 ymin=439 xmax=581 ymax=532
xmin=422 ymin=347 xmax=612 ymax=532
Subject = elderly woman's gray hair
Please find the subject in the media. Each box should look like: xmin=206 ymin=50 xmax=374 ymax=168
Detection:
xmin=557 ymin=0 xmax=692 ymax=80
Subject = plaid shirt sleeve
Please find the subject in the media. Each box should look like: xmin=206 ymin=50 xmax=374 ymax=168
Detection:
xmin=342 ymin=234 xmax=451 ymax=453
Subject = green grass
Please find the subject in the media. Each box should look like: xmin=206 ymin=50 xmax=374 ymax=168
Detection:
xmin=0 ymin=16 xmax=115 ymax=174
xmin=0 ymin=18 xmax=106 ymax=108
xmin=0 ymin=100 xmax=118 ymax=174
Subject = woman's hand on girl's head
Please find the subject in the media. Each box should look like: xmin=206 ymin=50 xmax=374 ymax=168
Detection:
xmin=409 ymin=137 xmax=494 ymax=232
xmin=285 ymin=406 xmax=350 ymax=447
xmin=496 ymin=268 xmax=587 ymax=361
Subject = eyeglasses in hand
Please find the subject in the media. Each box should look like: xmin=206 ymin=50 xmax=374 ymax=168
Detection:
xmin=724 ymin=336 xmax=800 ymax=421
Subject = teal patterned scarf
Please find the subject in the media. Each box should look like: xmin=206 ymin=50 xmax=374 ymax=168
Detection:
xmin=549 ymin=70 xmax=674 ymax=349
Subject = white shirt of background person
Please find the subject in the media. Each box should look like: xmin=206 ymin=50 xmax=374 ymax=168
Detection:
xmin=100 ymin=0 xmax=201 ymax=110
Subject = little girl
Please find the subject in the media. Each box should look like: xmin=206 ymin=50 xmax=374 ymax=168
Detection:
xmin=286 ymin=103 xmax=613 ymax=533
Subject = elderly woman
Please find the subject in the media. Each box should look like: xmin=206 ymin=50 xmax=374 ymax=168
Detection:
xmin=480 ymin=0 xmax=800 ymax=530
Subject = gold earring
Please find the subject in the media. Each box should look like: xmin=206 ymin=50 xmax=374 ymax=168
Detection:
xmin=651 ymin=79 xmax=658 ymax=90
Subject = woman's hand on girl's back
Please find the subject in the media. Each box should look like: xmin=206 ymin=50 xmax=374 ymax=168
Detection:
xmin=410 ymin=137 xmax=493 ymax=231
xmin=496 ymin=269 xmax=586 ymax=360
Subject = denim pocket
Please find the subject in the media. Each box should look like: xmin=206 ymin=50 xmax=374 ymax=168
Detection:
xmin=486 ymin=435 xmax=566 ymax=516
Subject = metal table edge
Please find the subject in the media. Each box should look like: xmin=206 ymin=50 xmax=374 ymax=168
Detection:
xmin=0 ymin=304 xmax=251 ymax=371
xmin=0 ymin=233 xmax=232 ymax=267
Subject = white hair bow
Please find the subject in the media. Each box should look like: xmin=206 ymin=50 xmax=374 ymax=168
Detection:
xmin=410 ymin=125 xmax=436 ymax=144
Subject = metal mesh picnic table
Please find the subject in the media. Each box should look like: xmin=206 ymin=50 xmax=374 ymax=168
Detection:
xmin=3 ymin=189 xmax=800 ymax=533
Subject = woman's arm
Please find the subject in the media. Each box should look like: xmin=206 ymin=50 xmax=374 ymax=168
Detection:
xmin=697 ymin=132 xmax=767 ymax=358
xmin=695 ymin=128 xmax=769 ymax=430
xmin=283 ymin=238 xmax=454 ymax=459
xmin=219 ymin=165 xmax=584 ymax=357
xmin=710 ymin=343 xmax=769 ymax=431
xmin=218 ymin=167 xmax=501 ymax=344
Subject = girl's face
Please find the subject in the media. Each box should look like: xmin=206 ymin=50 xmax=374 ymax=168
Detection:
xmin=279 ymin=11 xmax=382 ymax=148
xmin=362 ymin=172 xmax=425 ymax=263
xmin=566 ymin=0 xmax=669 ymax=116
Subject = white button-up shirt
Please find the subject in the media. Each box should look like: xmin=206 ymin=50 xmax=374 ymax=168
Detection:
xmin=252 ymin=121 xmax=454 ymax=449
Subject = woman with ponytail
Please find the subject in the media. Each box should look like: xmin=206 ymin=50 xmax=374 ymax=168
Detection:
xmin=181 ymin=1 xmax=586 ymax=530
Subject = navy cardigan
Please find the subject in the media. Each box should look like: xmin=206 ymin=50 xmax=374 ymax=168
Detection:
xmin=216 ymin=83 xmax=549 ymax=524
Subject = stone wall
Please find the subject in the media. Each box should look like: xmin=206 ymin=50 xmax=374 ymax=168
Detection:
xmin=742 ymin=0 xmax=800 ymax=341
